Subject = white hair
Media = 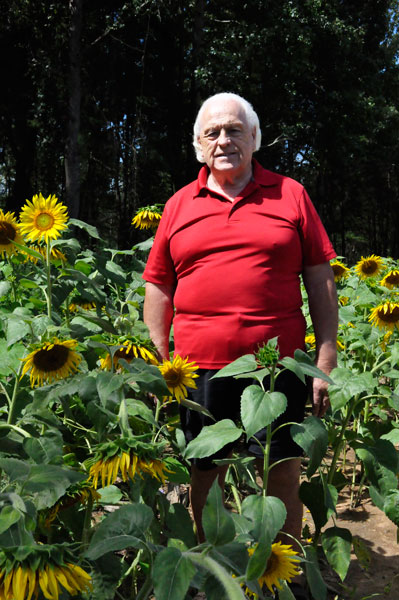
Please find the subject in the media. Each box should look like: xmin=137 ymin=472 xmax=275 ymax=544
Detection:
xmin=193 ymin=92 xmax=261 ymax=162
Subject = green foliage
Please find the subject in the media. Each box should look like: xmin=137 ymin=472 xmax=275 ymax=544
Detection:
xmin=1 ymin=213 xmax=399 ymax=598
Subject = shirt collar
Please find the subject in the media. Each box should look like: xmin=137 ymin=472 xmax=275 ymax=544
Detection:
xmin=194 ymin=158 xmax=279 ymax=198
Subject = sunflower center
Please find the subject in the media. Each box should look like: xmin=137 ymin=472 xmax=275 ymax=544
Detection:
xmin=33 ymin=345 xmax=70 ymax=371
xmin=377 ymin=306 xmax=399 ymax=323
xmin=264 ymin=551 xmax=278 ymax=575
xmin=35 ymin=212 xmax=55 ymax=231
xmin=386 ymin=274 xmax=399 ymax=285
xmin=115 ymin=348 xmax=134 ymax=362
xmin=333 ymin=265 xmax=345 ymax=276
xmin=0 ymin=221 xmax=16 ymax=244
xmin=165 ymin=368 xmax=182 ymax=386
xmin=361 ymin=260 xmax=378 ymax=275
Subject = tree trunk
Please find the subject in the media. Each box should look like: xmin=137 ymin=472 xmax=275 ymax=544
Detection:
xmin=65 ymin=0 xmax=82 ymax=218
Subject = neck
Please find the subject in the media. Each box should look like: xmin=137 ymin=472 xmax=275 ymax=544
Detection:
xmin=207 ymin=166 xmax=252 ymax=201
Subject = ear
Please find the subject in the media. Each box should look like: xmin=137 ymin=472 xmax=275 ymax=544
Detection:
xmin=197 ymin=137 xmax=205 ymax=162
xmin=251 ymin=126 xmax=256 ymax=148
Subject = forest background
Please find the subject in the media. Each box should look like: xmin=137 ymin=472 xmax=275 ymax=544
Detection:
xmin=1 ymin=0 xmax=399 ymax=261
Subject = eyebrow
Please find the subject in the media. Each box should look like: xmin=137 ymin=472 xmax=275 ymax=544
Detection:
xmin=202 ymin=120 xmax=244 ymax=133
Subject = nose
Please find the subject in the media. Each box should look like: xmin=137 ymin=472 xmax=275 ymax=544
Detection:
xmin=218 ymin=128 xmax=231 ymax=145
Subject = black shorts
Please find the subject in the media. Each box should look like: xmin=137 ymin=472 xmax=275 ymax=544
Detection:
xmin=180 ymin=368 xmax=309 ymax=470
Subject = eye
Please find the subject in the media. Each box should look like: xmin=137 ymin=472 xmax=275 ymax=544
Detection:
xmin=205 ymin=130 xmax=219 ymax=139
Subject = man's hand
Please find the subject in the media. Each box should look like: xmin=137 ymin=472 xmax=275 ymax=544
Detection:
xmin=303 ymin=261 xmax=338 ymax=418
xmin=312 ymin=376 xmax=330 ymax=417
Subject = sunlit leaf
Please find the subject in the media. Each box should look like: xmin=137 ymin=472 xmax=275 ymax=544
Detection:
xmin=321 ymin=526 xmax=352 ymax=581
xmin=184 ymin=419 xmax=242 ymax=460
xmin=241 ymin=386 xmax=287 ymax=440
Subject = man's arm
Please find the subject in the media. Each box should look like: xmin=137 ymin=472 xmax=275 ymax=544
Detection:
xmin=143 ymin=282 xmax=174 ymax=361
xmin=302 ymin=261 xmax=338 ymax=417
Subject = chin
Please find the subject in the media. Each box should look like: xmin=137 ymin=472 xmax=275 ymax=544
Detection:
xmin=213 ymin=159 xmax=239 ymax=170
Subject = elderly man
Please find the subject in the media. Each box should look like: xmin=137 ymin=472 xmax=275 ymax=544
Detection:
xmin=143 ymin=93 xmax=338 ymax=597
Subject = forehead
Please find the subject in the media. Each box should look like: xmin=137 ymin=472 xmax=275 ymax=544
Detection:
xmin=200 ymin=99 xmax=249 ymax=132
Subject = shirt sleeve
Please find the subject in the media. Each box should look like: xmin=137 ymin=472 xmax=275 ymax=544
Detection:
xmin=298 ymin=189 xmax=336 ymax=266
xmin=142 ymin=201 xmax=177 ymax=286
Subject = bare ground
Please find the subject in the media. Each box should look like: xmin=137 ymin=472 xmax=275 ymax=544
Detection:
xmin=304 ymin=493 xmax=399 ymax=600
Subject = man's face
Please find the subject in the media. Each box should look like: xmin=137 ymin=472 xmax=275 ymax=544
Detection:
xmin=197 ymin=99 xmax=256 ymax=177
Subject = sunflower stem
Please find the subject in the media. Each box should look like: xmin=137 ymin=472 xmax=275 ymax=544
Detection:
xmin=152 ymin=397 xmax=162 ymax=441
xmin=184 ymin=552 xmax=246 ymax=599
xmin=7 ymin=363 xmax=23 ymax=426
xmin=0 ymin=423 xmax=31 ymax=438
xmin=6 ymin=255 xmax=18 ymax=303
xmin=80 ymin=491 xmax=94 ymax=551
xmin=261 ymin=364 xmax=276 ymax=496
xmin=45 ymin=242 xmax=53 ymax=320
xmin=327 ymin=395 xmax=358 ymax=485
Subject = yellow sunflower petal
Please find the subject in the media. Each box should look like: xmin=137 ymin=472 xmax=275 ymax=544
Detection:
xmin=53 ymin=567 xmax=75 ymax=595
xmin=38 ymin=568 xmax=54 ymax=600
xmin=26 ymin=569 xmax=37 ymax=600
xmin=354 ymin=254 xmax=384 ymax=279
xmin=21 ymin=338 xmax=81 ymax=388
xmin=158 ymin=355 xmax=199 ymax=403
xmin=0 ymin=210 xmax=26 ymax=257
xmin=109 ymin=455 xmax=120 ymax=486
xmin=12 ymin=566 xmax=27 ymax=600
xmin=19 ymin=193 xmax=68 ymax=244
xmin=45 ymin=566 xmax=59 ymax=600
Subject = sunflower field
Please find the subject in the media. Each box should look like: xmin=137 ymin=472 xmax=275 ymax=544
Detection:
xmin=0 ymin=198 xmax=399 ymax=600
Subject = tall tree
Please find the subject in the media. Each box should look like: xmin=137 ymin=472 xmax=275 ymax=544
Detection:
xmin=65 ymin=0 xmax=82 ymax=218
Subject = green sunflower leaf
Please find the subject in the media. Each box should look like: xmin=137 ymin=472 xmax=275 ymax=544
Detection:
xmin=290 ymin=416 xmax=328 ymax=477
xmin=85 ymin=503 xmax=153 ymax=559
xmin=241 ymin=387 xmax=287 ymax=440
xmin=210 ymin=355 xmax=258 ymax=378
xmin=304 ymin=545 xmax=327 ymax=600
xmin=68 ymin=218 xmax=101 ymax=239
xmin=202 ymin=479 xmax=235 ymax=546
xmin=241 ymin=494 xmax=286 ymax=543
xmin=184 ymin=419 xmax=243 ymax=460
xmin=153 ymin=547 xmax=196 ymax=600
xmin=321 ymin=526 xmax=352 ymax=581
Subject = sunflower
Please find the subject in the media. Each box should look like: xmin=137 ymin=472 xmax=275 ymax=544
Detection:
xmin=0 ymin=560 xmax=92 ymax=600
xmin=380 ymin=269 xmax=399 ymax=289
xmin=22 ymin=244 xmax=67 ymax=264
xmin=158 ymin=355 xmax=199 ymax=402
xmin=68 ymin=298 xmax=97 ymax=312
xmin=0 ymin=210 xmax=25 ymax=257
xmin=247 ymin=542 xmax=301 ymax=594
xmin=305 ymin=334 xmax=343 ymax=351
xmin=19 ymin=193 xmax=68 ymax=244
xmin=304 ymin=334 xmax=316 ymax=349
xmin=354 ymin=254 xmax=384 ymax=279
xmin=21 ymin=338 xmax=82 ymax=387
xmin=369 ymin=301 xmax=399 ymax=332
xmin=131 ymin=205 xmax=162 ymax=230
xmin=43 ymin=483 xmax=100 ymax=527
xmin=88 ymin=451 xmax=170 ymax=488
xmin=330 ymin=260 xmax=350 ymax=282
xmin=380 ymin=331 xmax=393 ymax=351
xmin=339 ymin=296 xmax=349 ymax=306
xmin=100 ymin=338 xmax=158 ymax=370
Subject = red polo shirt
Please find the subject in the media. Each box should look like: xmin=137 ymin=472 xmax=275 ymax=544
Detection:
xmin=143 ymin=160 xmax=336 ymax=368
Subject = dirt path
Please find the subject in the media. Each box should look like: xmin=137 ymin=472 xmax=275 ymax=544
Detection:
xmin=303 ymin=495 xmax=399 ymax=600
